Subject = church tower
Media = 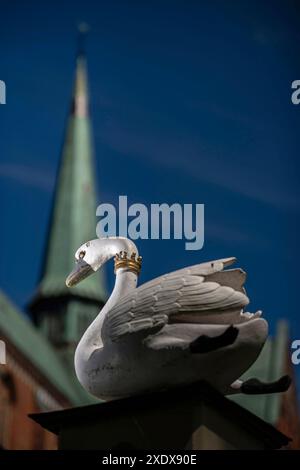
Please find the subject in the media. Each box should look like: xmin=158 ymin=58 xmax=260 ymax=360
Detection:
xmin=29 ymin=32 xmax=106 ymax=353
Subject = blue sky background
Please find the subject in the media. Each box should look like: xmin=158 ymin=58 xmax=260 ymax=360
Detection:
xmin=0 ymin=0 xmax=300 ymax=389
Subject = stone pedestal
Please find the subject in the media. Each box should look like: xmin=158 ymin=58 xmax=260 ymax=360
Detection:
xmin=30 ymin=381 xmax=290 ymax=450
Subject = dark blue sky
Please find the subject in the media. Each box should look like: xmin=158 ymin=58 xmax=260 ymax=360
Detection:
xmin=0 ymin=1 xmax=300 ymax=387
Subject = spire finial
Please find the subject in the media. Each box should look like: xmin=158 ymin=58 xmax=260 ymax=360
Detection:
xmin=77 ymin=22 xmax=90 ymax=56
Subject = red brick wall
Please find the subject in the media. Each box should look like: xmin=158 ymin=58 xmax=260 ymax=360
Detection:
xmin=0 ymin=339 xmax=70 ymax=450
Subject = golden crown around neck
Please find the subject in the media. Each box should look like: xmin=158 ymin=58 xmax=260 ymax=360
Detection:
xmin=114 ymin=251 xmax=142 ymax=275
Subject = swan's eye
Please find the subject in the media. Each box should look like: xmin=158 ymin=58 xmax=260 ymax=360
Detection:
xmin=79 ymin=251 xmax=86 ymax=259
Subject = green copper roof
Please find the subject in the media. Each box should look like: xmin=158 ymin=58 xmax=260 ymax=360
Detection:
xmin=230 ymin=321 xmax=288 ymax=424
xmin=0 ymin=290 xmax=97 ymax=406
xmin=34 ymin=54 xmax=106 ymax=303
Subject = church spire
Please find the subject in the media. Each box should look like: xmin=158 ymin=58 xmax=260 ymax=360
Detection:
xmin=72 ymin=24 xmax=90 ymax=118
xmin=29 ymin=33 xmax=106 ymax=347
xmin=77 ymin=22 xmax=90 ymax=57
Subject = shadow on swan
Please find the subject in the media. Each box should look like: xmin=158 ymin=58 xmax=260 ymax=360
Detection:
xmin=66 ymin=237 xmax=291 ymax=400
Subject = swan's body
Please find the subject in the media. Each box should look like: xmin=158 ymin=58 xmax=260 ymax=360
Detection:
xmin=66 ymin=237 xmax=290 ymax=400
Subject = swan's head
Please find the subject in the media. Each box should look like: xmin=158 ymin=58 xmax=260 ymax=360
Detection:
xmin=65 ymin=240 xmax=98 ymax=287
xmin=66 ymin=237 xmax=139 ymax=287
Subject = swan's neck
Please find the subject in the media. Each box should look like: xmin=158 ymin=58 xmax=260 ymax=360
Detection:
xmin=104 ymin=269 xmax=138 ymax=313
xmin=76 ymin=269 xmax=138 ymax=355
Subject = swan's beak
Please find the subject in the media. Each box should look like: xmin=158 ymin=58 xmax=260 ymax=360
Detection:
xmin=66 ymin=259 xmax=94 ymax=287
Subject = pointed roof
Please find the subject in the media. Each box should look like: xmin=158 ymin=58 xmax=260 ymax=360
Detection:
xmin=33 ymin=46 xmax=106 ymax=303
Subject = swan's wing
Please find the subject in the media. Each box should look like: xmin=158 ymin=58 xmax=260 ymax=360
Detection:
xmin=102 ymin=258 xmax=249 ymax=343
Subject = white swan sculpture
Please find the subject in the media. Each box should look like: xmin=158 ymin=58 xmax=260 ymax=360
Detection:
xmin=66 ymin=237 xmax=291 ymax=400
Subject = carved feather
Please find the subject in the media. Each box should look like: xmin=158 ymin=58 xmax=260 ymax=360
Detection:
xmin=102 ymin=258 xmax=249 ymax=342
